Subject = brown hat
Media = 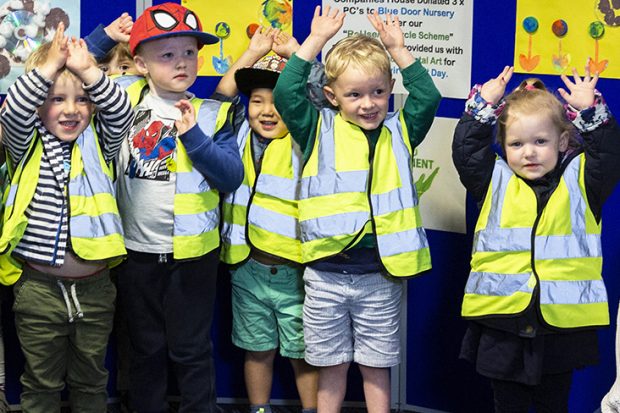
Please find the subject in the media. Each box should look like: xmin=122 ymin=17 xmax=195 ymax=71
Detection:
xmin=234 ymin=54 xmax=288 ymax=97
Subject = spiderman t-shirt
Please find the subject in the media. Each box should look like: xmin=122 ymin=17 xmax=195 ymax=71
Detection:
xmin=116 ymin=92 xmax=189 ymax=253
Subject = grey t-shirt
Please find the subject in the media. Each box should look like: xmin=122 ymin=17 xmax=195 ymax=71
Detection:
xmin=116 ymin=92 xmax=190 ymax=253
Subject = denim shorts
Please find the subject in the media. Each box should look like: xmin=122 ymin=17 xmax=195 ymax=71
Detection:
xmin=231 ymin=258 xmax=305 ymax=358
xmin=302 ymin=267 xmax=403 ymax=368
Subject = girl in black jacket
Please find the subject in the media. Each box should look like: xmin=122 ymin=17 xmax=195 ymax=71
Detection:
xmin=452 ymin=65 xmax=620 ymax=413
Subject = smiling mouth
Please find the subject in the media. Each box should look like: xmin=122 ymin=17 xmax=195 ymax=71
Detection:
xmin=261 ymin=121 xmax=277 ymax=130
xmin=360 ymin=113 xmax=378 ymax=121
xmin=60 ymin=121 xmax=79 ymax=129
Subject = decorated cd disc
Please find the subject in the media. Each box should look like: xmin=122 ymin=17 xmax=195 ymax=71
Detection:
xmin=2 ymin=9 xmax=43 ymax=57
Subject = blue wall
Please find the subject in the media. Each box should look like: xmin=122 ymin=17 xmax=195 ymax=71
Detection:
xmin=2 ymin=1 xmax=619 ymax=412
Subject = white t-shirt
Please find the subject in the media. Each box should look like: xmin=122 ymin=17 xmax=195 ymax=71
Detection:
xmin=116 ymin=92 xmax=191 ymax=253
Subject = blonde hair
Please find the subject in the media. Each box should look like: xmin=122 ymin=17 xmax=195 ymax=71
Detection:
xmin=100 ymin=42 xmax=132 ymax=66
xmin=324 ymin=34 xmax=391 ymax=85
xmin=25 ymin=41 xmax=96 ymax=82
xmin=497 ymin=79 xmax=579 ymax=151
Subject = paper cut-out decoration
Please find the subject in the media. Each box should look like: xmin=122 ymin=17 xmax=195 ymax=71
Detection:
xmin=588 ymin=20 xmax=608 ymax=73
xmin=212 ymin=21 xmax=232 ymax=74
xmin=519 ymin=16 xmax=540 ymax=72
xmin=551 ymin=19 xmax=570 ymax=72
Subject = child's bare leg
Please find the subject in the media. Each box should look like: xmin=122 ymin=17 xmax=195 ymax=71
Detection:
xmin=245 ymin=349 xmax=277 ymax=404
xmin=290 ymin=357 xmax=318 ymax=409
xmin=359 ymin=365 xmax=390 ymax=413
xmin=317 ymin=362 xmax=349 ymax=413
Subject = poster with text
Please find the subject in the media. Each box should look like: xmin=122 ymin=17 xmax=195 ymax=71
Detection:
xmin=321 ymin=0 xmax=473 ymax=98
xmin=514 ymin=0 xmax=620 ymax=78
xmin=0 ymin=0 xmax=81 ymax=93
xmin=184 ymin=0 xmax=293 ymax=76
xmin=411 ymin=116 xmax=465 ymax=234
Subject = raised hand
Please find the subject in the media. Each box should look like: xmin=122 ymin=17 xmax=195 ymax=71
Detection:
xmin=39 ymin=21 xmax=69 ymax=80
xmin=367 ymin=11 xmax=412 ymax=68
xmin=248 ymin=26 xmax=276 ymax=59
xmin=480 ymin=66 xmax=513 ymax=105
xmin=295 ymin=6 xmax=345 ymax=62
xmin=175 ymin=99 xmax=196 ymax=136
xmin=272 ymin=31 xmax=300 ymax=59
xmin=310 ymin=6 xmax=345 ymax=42
xmin=558 ymin=65 xmax=598 ymax=110
xmin=104 ymin=12 xmax=133 ymax=43
xmin=66 ymin=37 xmax=101 ymax=85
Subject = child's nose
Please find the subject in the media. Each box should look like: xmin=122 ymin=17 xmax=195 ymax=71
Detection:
xmin=361 ymin=96 xmax=374 ymax=109
xmin=63 ymin=101 xmax=78 ymax=114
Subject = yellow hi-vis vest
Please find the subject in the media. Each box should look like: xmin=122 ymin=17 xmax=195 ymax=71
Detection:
xmin=299 ymin=109 xmax=431 ymax=277
xmin=118 ymin=76 xmax=231 ymax=259
xmin=463 ymin=155 xmax=608 ymax=329
xmin=221 ymin=122 xmax=302 ymax=264
xmin=0 ymin=124 xmax=126 ymax=285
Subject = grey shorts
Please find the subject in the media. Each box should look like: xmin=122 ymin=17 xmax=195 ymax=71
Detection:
xmin=302 ymin=267 xmax=403 ymax=368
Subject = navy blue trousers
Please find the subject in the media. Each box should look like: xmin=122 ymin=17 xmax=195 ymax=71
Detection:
xmin=117 ymin=249 xmax=220 ymax=413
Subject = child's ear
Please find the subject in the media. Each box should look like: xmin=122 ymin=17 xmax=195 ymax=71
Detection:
xmin=389 ymin=77 xmax=395 ymax=94
xmin=133 ymin=55 xmax=149 ymax=76
xmin=559 ymin=130 xmax=569 ymax=152
xmin=323 ymin=85 xmax=338 ymax=107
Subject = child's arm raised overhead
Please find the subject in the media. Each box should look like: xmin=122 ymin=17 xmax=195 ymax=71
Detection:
xmin=0 ymin=22 xmax=68 ymax=165
xmin=561 ymin=66 xmax=620 ymax=220
xmin=367 ymin=11 xmax=413 ymax=69
xmin=84 ymin=12 xmax=133 ymax=61
xmin=273 ymin=6 xmax=344 ymax=156
xmin=452 ymin=66 xmax=513 ymax=201
xmin=295 ymin=6 xmax=345 ymax=63
xmin=368 ymin=11 xmax=441 ymax=149
xmin=214 ymin=26 xmax=275 ymax=98
xmin=66 ymin=36 xmax=133 ymax=162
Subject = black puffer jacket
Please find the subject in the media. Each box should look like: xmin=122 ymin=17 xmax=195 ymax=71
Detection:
xmin=452 ymin=111 xmax=620 ymax=383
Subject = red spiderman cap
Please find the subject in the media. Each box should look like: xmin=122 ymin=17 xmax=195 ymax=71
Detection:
xmin=129 ymin=2 xmax=218 ymax=56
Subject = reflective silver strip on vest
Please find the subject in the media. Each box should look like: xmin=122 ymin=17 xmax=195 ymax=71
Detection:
xmin=227 ymin=183 xmax=251 ymax=207
xmin=300 ymin=211 xmax=370 ymax=243
xmin=248 ymin=204 xmax=298 ymax=239
xmin=114 ymin=75 xmax=144 ymax=89
xmin=377 ymin=227 xmax=428 ymax=256
xmin=69 ymin=128 xmax=114 ymax=197
xmin=465 ymin=271 xmax=533 ymax=296
xmin=69 ymin=127 xmax=123 ymax=237
xmin=256 ymin=174 xmax=297 ymax=201
xmin=535 ymin=234 xmax=602 ymax=260
xmin=71 ymin=213 xmax=124 ymax=238
xmin=301 ymin=110 xmax=368 ymax=199
xmin=174 ymin=211 xmax=219 ymax=236
xmin=473 ymin=160 xmax=522 ymax=253
xmin=177 ymin=171 xmax=212 ymax=194
xmin=539 ymin=279 xmax=607 ymax=304
xmin=196 ymin=99 xmax=222 ymax=138
xmin=474 ymin=228 xmax=531 ymax=252
xmin=256 ymin=134 xmax=302 ymax=202
xmin=373 ymin=113 xmax=426 ymax=257
xmin=5 ymin=184 xmax=17 ymax=207
xmin=222 ymin=222 xmax=246 ymax=246
xmin=535 ymin=158 xmax=601 ymax=260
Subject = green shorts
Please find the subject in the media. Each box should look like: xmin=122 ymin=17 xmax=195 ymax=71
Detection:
xmin=231 ymin=258 xmax=305 ymax=358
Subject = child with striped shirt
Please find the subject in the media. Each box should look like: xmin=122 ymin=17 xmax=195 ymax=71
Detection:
xmin=0 ymin=22 xmax=133 ymax=411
